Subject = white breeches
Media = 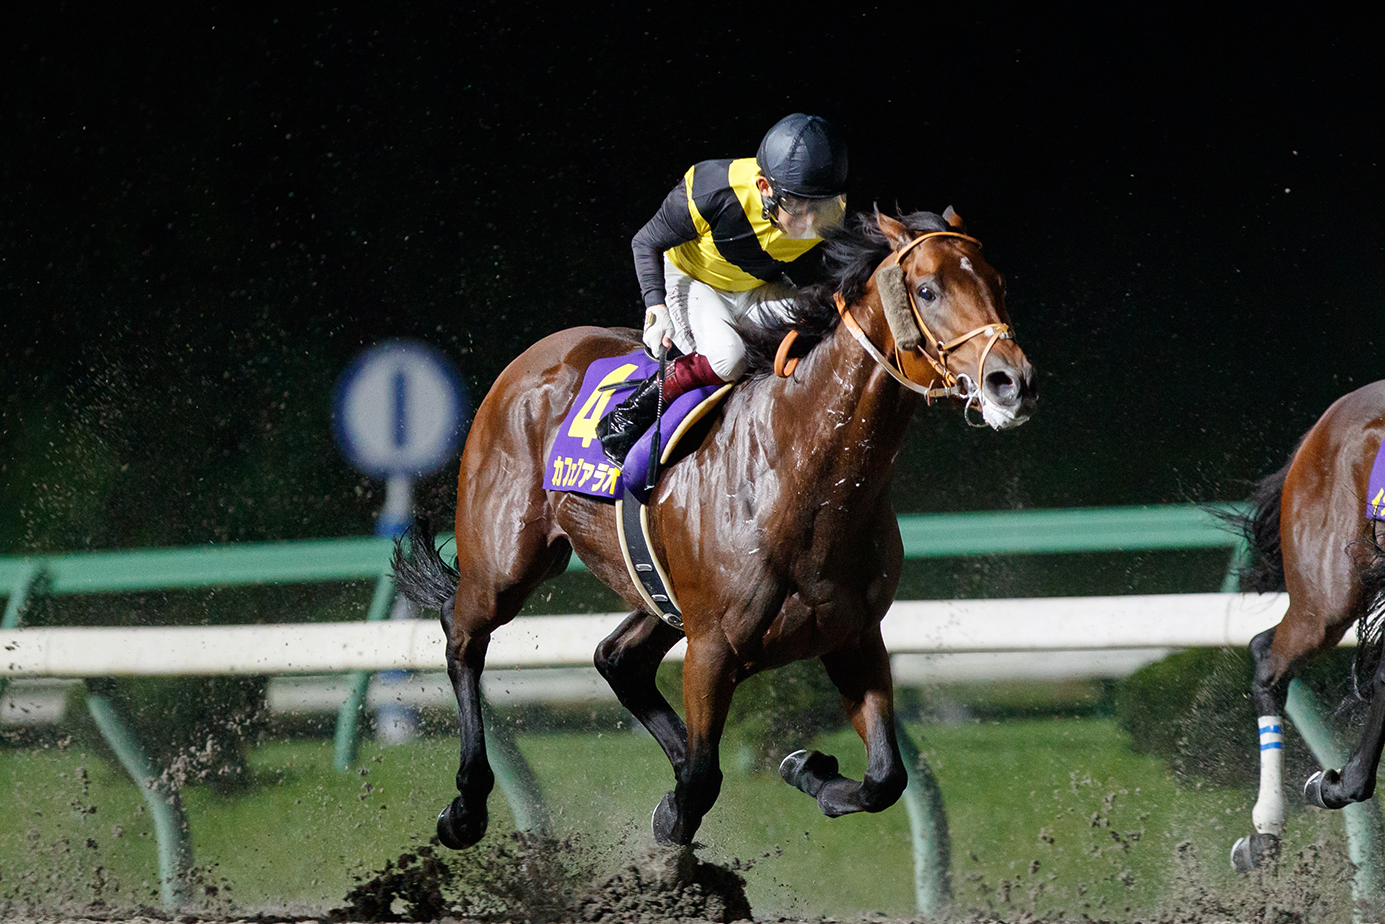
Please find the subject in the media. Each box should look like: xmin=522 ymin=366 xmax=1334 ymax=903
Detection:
xmin=663 ymin=255 xmax=799 ymax=381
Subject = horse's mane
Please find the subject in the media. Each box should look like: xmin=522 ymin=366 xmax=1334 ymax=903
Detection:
xmin=739 ymin=210 xmax=952 ymax=377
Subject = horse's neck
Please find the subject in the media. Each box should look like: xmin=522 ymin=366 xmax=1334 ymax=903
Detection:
xmin=764 ymin=303 xmax=919 ymax=509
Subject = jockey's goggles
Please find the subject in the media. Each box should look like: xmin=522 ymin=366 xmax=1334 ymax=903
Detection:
xmin=779 ymin=192 xmax=846 ymax=226
xmin=775 ymin=192 xmax=846 ymax=239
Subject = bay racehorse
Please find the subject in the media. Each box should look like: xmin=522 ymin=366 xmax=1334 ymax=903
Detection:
xmin=395 ymin=209 xmax=1037 ymax=849
xmin=1231 ymin=380 xmax=1385 ymax=870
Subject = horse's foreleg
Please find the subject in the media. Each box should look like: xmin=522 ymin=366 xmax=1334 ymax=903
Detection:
xmin=780 ymin=627 xmax=907 ymax=816
xmin=437 ymin=593 xmax=496 ymax=849
xmin=1306 ymin=641 xmax=1385 ymax=810
xmin=594 ymin=611 xmax=687 ymax=770
xmin=651 ymin=635 xmax=737 ymax=845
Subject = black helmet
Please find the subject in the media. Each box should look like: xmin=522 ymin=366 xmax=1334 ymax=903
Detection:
xmin=756 ymin=113 xmax=849 ymax=199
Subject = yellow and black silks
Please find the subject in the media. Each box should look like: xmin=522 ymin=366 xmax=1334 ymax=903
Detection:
xmin=631 ymin=158 xmax=823 ymax=308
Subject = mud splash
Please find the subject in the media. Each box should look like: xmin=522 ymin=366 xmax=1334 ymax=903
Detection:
xmin=568 ymin=846 xmax=752 ymax=923
xmin=1160 ymin=835 xmax=1361 ymax=923
xmin=330 ymin=834 xmax=751 ymax=924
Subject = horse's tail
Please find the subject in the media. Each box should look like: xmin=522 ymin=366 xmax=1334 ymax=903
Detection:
xmin=392 ymin=517 xmax=460 ymax=613
xmin=1226 ymin=459 xmax=1291 ymax=593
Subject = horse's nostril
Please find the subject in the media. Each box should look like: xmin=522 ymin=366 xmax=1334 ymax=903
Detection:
xmin=986 ymin=370 xmax=1018 ymax=403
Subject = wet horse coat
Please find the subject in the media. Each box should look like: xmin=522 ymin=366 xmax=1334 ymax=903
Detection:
xmin=395 ymin=210 xmax=1037 ymax=848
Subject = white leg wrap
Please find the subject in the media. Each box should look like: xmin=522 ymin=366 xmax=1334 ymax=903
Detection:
xmin=1252 ymin=715 xmax=1286 ymax=836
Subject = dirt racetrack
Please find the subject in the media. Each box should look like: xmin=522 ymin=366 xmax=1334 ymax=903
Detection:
xmin=1 ymin=830 xmax=1368 ymax=924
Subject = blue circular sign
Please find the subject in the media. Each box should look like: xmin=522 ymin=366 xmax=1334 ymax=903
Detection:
xmin=333 ymin=340 xmax=466 ymax=477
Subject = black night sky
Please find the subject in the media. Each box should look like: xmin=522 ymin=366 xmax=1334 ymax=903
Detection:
xmin=2 ymin=3 xmax=1382 ymax=552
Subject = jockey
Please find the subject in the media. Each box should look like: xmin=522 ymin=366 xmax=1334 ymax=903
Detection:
xmin=596 ymin=112 xmax=849 ymax=466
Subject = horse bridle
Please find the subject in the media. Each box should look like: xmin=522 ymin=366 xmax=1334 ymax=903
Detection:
xmin=833 ymin=230 xmax=1014 ymax=411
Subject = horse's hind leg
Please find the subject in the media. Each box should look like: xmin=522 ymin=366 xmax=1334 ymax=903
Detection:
xmin=1305 ymin=643 xmax=1385 ymax=809
xmin=436 ymin=541 xmax=568 ymax=850
xmin=436 ymin=589 xmax=496 ymax=849
xmin=780 ymin=626 xmax=908 ymax=816
xmin=1234 ymin=586 xmax=1355 ymax=870
xmin=1232 ymin=625 xmax=1301 ymax=870
xmin=594 ymin=611 xmax=687 ymax=770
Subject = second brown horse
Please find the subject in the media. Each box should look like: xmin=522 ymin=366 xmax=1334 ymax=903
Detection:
xmin=1231 ymin=380 xmax=1385 ymax=872
xmin=396 ymin=210 xmax=1037 ymax=848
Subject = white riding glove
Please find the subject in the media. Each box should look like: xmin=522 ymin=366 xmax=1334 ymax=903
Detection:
xmin=642 ymin=303 xmax=672 ymax=355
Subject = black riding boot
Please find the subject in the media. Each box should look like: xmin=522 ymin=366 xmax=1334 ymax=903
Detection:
xmin=596 ymin=375 xmax=661 ymax=466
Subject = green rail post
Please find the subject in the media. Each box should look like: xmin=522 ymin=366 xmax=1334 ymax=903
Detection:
xmin=1285 ymin=679 xmax=1384 ymax=922
xmin=897 ymin=723 xmax=951 ymax=917
xmin=334 ymin=570 xmax=397 ymax=770
xmin=85 ymin=691 xmax=191 ymax=909
xmin=1 ymin=560 xmax=43 ymax=629
xmin=481 ymin=693 xmax=552 ymax=835
xmin=0 ymin=560 xmax=44 ymax=706
xmin=1220 ymin=535 xmax=1253 ymax=593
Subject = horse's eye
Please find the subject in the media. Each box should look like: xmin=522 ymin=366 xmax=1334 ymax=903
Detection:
xmin=917 ymin=285 xmax=936 ymax=303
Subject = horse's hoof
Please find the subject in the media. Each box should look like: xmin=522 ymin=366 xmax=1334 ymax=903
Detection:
xmin=1303 ymin=768 xmax=1346 ymax=809
xmin=651 ymin=791 xmax=682 ymax=845
xmin=1304 ymin=769 xmax=1328 ymax=808
xmin=436 ymin=796 xmax=488 ymax=850
xmin=1230 ymin=832 xmax=1280 ymax=872
xmin=778 ymin=748 xmax=839 ymax=797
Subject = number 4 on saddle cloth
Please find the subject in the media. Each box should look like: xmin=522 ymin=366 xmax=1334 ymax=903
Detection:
xmin=545 ymin=349 xmax=733 ymax=629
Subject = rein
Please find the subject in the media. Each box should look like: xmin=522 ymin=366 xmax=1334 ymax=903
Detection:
xmin=831 ymin=231 xmax=1013 ymax=415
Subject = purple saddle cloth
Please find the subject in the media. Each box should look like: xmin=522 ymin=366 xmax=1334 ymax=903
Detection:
xmin=1370 ymin=437 xmax=1385 ymax=520
xmin=545 ymin=350 xmax=723 ymax=504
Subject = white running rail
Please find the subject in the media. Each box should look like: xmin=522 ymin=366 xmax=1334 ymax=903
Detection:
xmin=0 ymin=592 xmax=1323 ymax=679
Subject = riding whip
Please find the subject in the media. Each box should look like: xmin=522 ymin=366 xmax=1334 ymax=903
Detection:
xmin=645 ymin=345 xmax=667 ymax=492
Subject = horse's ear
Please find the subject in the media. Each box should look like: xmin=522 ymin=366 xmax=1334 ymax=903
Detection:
xmin=943 ymin=206 xmax=965 ymax=231
xmin=874 ymin=209 xmax=913 ymax=251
